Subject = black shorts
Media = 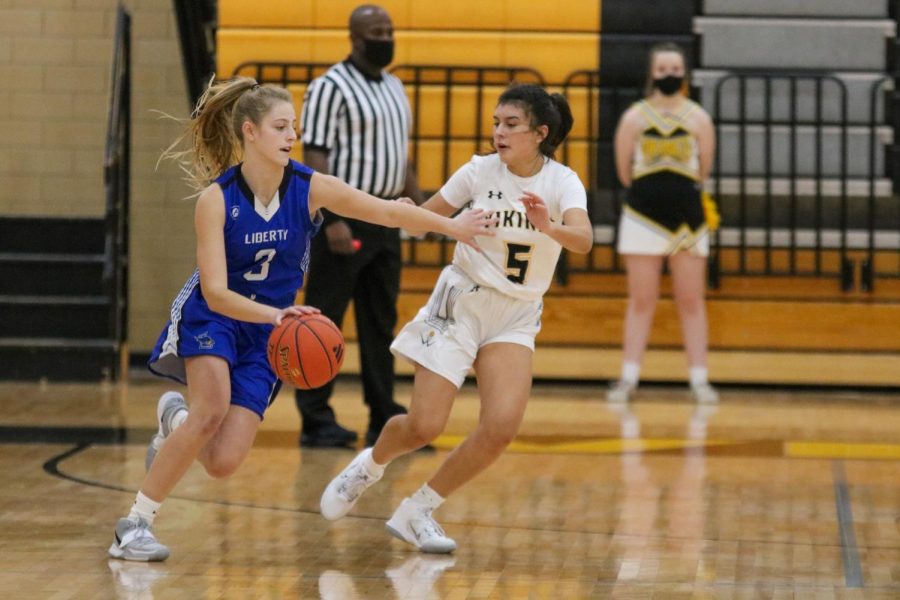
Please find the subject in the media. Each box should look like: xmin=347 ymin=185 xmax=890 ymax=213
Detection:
xmin=626 ymin=171 xmax=704 ymax=233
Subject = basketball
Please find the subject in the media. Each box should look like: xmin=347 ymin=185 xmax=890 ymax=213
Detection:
xmin=267 ymin=313 xmax=345 ymax=389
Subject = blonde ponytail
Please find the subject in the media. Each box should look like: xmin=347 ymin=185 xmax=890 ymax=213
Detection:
xmin=159 ymin=77 xmax=293 ymax=192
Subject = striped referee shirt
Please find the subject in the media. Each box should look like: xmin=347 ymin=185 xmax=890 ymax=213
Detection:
xmin=300 ymin=59 xmax=411 ymax=199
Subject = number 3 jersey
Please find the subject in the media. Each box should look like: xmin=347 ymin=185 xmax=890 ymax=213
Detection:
xmin=440 ymin=153 xmax=587 ymax=301
xmin=149 ymin=160 xmax=320 ymax=386
xmin=214 ymin=160 xmax=321 ymax=308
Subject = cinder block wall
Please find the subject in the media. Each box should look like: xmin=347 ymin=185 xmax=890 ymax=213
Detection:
xmin=0 ymin=0 xmax=197 ymax=353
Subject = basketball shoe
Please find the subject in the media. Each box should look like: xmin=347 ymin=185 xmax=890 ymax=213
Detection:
xmin=606 ymin=380 xmax=636 ymax=403
xmin=145 ymin=391 xmax=188 ymax=471
xmin=108 ymin=517 xmax=170 ymax=562
xmin=320 ymin=448 xmax=383 ymax=520
xmin=385 ymin=499 xmax=457 ymax=554
xmin=690 ymin=382 xmax=719 ymax=404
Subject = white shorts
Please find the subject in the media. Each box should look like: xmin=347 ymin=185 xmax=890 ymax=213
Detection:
xmin=391 ymin=265 xmax=543 ymax=388
xmin=616 ymin=206 xmax=710 ymax=257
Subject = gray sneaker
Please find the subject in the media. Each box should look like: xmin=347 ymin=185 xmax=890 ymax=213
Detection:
xmin=108 ymin=517 xmax=170 ymax=562
xmin=145 ymin=391 xmax=188 ymax=471
xmin=385 ymin=499 xmax=457 ymax=554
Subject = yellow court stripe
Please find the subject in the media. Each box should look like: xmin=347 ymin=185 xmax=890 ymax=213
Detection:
xmin=785 ymin=442 xmax=900 ymax=460
xmin=431 ymin=435 xmax=733 ymax=455
xmin=431 ymin=436 xmax=900 ymax=460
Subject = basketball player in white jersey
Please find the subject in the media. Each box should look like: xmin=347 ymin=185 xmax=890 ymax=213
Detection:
xmin=318 ymin=83 xmax=593 ymax=553
xmin=608 ymin=42 xmax=719 ymax=404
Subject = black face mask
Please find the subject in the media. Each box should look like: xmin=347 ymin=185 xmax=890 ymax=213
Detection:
xmin=653 ymin=75 xmax=684 ymax=96
xmin=362 ymin=38 xmax=394 ymax=68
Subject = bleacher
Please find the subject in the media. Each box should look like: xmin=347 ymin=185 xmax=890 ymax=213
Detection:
xmin=217 ymin=0 xmax=900 ymax=387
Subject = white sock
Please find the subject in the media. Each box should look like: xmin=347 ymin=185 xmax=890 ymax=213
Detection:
xmin=410 ymin=484 xmax=444 ymax=510
xmin=363 ymin=448 xmax=386 ymax=477
xmin=621 ymin=361 xmax=640 ymax=385
xmin=128 ymin=491 xmax=161 ymax=526
xmin=689 ymin=366 xmax=708 ymax=387
xmin=170 ymin=407 xmax=188 ymax=431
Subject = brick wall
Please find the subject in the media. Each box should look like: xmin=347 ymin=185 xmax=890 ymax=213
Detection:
xmin=0 ymin=0 xmax=197 ymax=353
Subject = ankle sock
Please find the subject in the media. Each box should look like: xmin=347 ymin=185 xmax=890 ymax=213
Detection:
xmin=689 ymin=366 xmax=709 ymax=387
xmin=363 ymin=449 xmax=386 ymax=477
xmin=128 ymin=491 xmax=161 ymax=526
xmin=621 ymin=361 xmax=640 ymax=385
xmin=410 ymin=484 xmax=444 ymax=510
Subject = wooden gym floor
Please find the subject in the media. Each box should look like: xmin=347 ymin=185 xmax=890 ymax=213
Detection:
xmin=1 ymin=376 xmax=899 ymax=599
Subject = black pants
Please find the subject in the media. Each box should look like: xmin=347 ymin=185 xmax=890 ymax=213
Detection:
xmin=294 ymin=219 xmax=405 ymax=435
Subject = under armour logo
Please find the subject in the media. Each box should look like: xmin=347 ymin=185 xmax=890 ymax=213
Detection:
xmin=487 ymin=190 xmax=503 ymax=199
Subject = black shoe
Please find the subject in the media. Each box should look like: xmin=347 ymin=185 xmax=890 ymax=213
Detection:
xmin=300 ymin=423 xmax=358 ymax=448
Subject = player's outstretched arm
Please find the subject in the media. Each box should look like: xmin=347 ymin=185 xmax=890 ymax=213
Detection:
xmin=309 ymin=173 xmax=496 ymax=250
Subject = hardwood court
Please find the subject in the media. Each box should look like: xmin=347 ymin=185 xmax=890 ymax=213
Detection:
xmin=1 ymin=378 xmax=899 ymax=599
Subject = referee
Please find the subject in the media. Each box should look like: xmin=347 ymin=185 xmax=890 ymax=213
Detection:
xmin=295 ymin=4 xmax=424 ymax=448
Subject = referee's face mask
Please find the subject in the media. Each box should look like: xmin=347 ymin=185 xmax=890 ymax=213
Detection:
xmin=362 ymin=37 xmax=394 ymax=68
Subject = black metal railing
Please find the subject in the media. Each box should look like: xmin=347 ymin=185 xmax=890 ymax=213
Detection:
xmin=559 ymin=69 xmax=641 ymax=276
xmin=708 ymin=70 xmax=897 ymax=291
xmin=711 ymin=71 xmax=853 ymax=287
xmin=102 ymin=3 xmax=131 ymax=379
xmin=231 ymin=60 xmax=896 ymax=291
xmin=862 ymin=74 xmax=898 ymax=290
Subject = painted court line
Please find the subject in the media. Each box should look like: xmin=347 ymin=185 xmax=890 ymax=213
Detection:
xmin=832 ymin=460 xmax=864 ymax=589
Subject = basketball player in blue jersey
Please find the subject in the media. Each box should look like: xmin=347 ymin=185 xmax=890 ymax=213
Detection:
xmin=107 ymin=77 xmax=496 ymax=562
xmin=607 ymin=43 xmax=719 ymax=404
xmin=318 ymin=84 xmax=594 ymax=553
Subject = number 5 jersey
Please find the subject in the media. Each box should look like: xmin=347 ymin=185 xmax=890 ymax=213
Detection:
xmin=440 ymin=153 xmax=588 ymax=301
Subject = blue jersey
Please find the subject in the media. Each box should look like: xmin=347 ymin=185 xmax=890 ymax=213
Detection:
xmin=216 ymin=160 xmax=320 ymax=308
xmin=147 ymin=160 xmax=322 ymax=416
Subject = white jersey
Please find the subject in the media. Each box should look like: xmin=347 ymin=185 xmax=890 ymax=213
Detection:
xmin=440 ymin=153 xmax=588 ymax=301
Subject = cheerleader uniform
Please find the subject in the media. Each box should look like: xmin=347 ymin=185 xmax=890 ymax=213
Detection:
xmin=617 ymin=99 xmax=708 ymax=256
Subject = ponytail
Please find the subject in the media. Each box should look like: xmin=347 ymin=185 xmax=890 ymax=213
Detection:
xmin=159 ymin=76 xmax=293 ymax=192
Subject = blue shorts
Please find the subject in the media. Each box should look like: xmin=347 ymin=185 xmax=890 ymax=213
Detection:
xmin=148 ymin=282 xmax=282 ymax=419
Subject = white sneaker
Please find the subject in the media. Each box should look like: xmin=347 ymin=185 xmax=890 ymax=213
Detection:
xmin=145 ymin=391 xmax=188 ymax=471
xmin=691 ymin=382 xmax=719 ymax=404
xmin=320 ymin=448 xmax=382 ymax=521
xmin=606 ymin=380 xmax=636 ymax=403
xmin=108 ymin=517 xmax=170 ymax=562
xmin=385 ymin=499 xmax=457 ymax=554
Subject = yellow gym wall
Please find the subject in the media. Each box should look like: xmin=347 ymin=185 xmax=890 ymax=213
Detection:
xmin=217 ymin=0 xmax=601 ymax=220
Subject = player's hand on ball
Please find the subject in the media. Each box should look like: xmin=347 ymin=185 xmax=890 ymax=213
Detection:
xmin=274 ymin=305 xmax=320 ymax=325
